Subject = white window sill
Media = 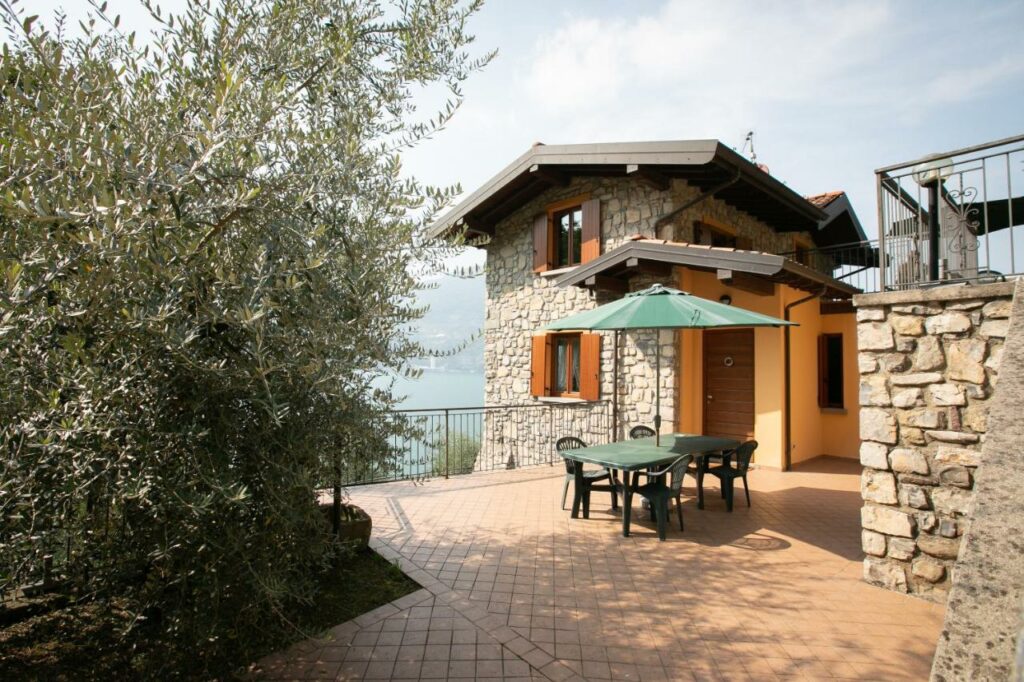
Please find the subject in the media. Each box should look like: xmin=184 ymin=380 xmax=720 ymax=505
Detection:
xmin=536 ymin=396 xmax=587 ymax=404
xmin=539 ymin=266 xmax=579 ymax=278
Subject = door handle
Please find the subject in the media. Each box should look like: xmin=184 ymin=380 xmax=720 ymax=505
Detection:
xmin=706 ymin=395 xmax=713 ymax=400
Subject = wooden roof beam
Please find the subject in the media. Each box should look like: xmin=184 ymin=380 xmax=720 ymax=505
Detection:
xmin=626 ymin=164 xmax=671 ymax=191
xmin=584 ymin=275 xmax=628 ymax=294
xmin=455 ymin=216 xmax=494 ymax=238
xmin=529 ymin=164 xmax=569 ymax=187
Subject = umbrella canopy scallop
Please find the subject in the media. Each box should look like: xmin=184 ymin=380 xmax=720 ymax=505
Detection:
xmin=542 ymin=284 xmax=796 ymax=331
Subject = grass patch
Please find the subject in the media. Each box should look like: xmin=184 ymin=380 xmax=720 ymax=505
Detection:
xmin=0 ymin=547 xmax=419 ymax=680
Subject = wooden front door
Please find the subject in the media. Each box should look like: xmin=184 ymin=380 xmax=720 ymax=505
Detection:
xmin=702 ymin=329 xmax=755 ymax=442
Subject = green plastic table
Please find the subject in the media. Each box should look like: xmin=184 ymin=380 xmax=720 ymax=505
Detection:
xmin=559 ymin=434 xmax=739 ymax=537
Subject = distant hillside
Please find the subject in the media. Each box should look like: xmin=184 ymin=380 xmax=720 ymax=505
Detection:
xmin=410 ymin=273 xmax=484 ymax=372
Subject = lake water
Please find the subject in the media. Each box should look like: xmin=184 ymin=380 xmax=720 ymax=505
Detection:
xmin=389 ymin=370 xmax=484 ymax=410
xmin=369 ymin=370 xmax=484 ymax=479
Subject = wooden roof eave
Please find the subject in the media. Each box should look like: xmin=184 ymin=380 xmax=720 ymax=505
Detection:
xmin=426 ymin=140 xmax=827 ymax=239
xmin=556 ymin=241 xmax=860 ymax=299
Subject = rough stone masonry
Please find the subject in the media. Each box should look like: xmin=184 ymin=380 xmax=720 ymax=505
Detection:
xmin=854 ymin=280 xmax=1015 ymax=599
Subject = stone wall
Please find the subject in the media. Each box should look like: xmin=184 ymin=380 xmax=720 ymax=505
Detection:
xmin=929 ymin=278 xmax=1024 ymax=682
xmin=854 ymin=281 xmax=1015 ymax=599
xmin=481 ymin=175 xmax=807 ymax=450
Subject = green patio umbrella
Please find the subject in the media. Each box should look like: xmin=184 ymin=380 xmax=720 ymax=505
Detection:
xmin=543 ymin=284 xmax=795 ymax=445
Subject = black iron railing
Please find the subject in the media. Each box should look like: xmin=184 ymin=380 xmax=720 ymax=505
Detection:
xmin=338 ymin=400 xmax=613 ymax=486
xmin=778 ymin=240 xmax=882 ymax=294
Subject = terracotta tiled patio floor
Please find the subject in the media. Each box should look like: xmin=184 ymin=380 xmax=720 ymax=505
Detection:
xmin=255 ymin=457 xmax=945 ymax=681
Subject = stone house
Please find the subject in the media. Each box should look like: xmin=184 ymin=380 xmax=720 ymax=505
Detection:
xmin=428 ymin=140 xmax=868 ymax=471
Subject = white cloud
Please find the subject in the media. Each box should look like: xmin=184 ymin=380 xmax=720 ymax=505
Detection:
xmin=500 ymin=0 xmax=1024 ymax=237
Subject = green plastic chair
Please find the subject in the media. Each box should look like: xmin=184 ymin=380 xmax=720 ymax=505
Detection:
xmin=556 ymin=437 xmax=618 ymax=514
xmin=632 ymin=453 xmax=694 ymax=541
xmin=629 ymin=425 xmax=655 ymax=439
xmin=705 ymin=440 xmax=758 ymax=511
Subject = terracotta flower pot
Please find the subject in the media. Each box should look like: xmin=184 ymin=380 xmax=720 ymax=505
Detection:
xmin=320 ymin=502 xmax=372 ymax=546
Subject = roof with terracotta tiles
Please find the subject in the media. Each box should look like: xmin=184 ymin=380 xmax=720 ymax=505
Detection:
xmin=806 ymin=191 xmax=845 ymax=209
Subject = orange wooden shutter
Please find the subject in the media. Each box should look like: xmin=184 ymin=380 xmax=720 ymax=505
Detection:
xmin=579 ymin=333 xmax=601 ymax=401
xmin=817 ymin=334 xmax=828 ymax=408
xmin=533 ymin=214 xmax=550 ymax=272
xmin=581 ymin=198 xmax=601 ymax=263
xmin=530 ymin=335 xmax=552 ymax=397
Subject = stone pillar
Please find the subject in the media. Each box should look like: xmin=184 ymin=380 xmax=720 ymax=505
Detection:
xmin=854 ymin=281 xmax=1014 ymax=599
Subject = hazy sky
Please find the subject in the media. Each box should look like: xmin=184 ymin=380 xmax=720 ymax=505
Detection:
xmin=28 ymin=0 xmax=1024 ymax=245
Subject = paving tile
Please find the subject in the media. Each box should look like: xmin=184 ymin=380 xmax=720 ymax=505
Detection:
xmin=252 ymin=460 xmax=945 ymax=681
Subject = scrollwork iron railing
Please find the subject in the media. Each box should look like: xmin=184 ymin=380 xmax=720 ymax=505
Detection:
xmin=875 ymin=134 xmax=1024 ymax=290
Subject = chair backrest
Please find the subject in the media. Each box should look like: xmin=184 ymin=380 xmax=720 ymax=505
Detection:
xmin=556 ymin=436 xmax=587 ymax=474
xmin=733 ymin=440 xmax=758 ymax=472
xmin=645 ymin=454 xmax=692 ymax=493
xmin=668 ymin=454 xmax=693 ymax=495
xmin=629 ymin=425 xmax=656 ymax=440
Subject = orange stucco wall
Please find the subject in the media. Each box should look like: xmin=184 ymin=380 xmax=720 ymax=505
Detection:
xmin=675 ymin=268 xmax=858 ymax=469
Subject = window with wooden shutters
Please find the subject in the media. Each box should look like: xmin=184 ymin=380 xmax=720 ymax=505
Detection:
xmin=533 ymin=214 xmax=551 ymax=272
xmin=530 ymin=334 xmax=552 ymax=396
xmin=530 ymin=332 xmax=601 ymax=401
xmin=580 ymin=199 xmax=601 ymax=263
xmin=534 ymin=194 xmax=599 ymax=273
xmin=578 ymin=333 xmax=601 ymax=401
xmin=818 ymin=333 xmax=844 ymax=408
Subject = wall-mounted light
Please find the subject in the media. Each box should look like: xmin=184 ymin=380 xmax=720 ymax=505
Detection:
xmin=719 ymin=294 xmax=732 ymax=305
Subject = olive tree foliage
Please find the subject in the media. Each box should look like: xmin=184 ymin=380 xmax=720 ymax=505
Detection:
xmin=0 ymin=0 xmax=489 ymax=658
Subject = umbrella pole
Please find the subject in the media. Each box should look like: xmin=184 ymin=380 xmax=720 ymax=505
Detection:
xmin=655 ymin=330 xmax=661 ymax=446
xmin=612 ymin=330 xmax=619 ymax=442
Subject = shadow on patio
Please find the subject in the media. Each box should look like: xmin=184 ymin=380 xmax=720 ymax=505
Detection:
xmin=256 ymin=456 xmax=944 ymax=681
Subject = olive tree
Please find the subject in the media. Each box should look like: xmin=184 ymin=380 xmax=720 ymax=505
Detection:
xmin=0 ymin=0 xmax=488 ymax=667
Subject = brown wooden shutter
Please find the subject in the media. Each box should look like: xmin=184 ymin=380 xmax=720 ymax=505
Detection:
xmin=533 ymin=214 xmax=550 ymax=272
xmin=579 ymin=333 xmax=601 ymax=401
xmin=530 ymin=334 xmax=552 ymax=397
xmin=736 ymin=236 xmax=753 ymax=250
xmin=580 ymin=199 xmax=601 ymax=263
xmin=817 ymin=334 xmax=828 ymax=408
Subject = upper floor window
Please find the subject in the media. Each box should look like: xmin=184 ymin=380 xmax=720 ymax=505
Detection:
xmin=554 ymin=206 xmax=583 ymax=267
xmin=694 ymin=218 xmax=752 ymax=250
xmin=533 ymin=195 xmax=600 ymax=273
xmin=793 ymin=236 xmax=813 ymax=266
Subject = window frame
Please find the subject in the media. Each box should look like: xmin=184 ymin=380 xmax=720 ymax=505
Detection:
xmin=549 ymin=332 xmax=582 ymax=398
xmin=793 ymin=236 xmax=814 ymax=266
xmin=695 ymin=217 xmax=752 ymax=250
xmin=546 ymin=195 xmax=589 ymax=269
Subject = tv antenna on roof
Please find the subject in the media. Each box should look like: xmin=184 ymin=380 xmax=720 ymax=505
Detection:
xmin=741 ymin=130 xmax=756 ymax=163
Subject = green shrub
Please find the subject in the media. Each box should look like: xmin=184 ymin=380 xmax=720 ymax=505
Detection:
xmin=0 ymin=0 xmax=489 ymax=674
xmin=431 ymin=431 xmax=481 ymax=477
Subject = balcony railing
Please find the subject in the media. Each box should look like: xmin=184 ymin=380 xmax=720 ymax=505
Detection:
xmin=779 ymin=239 xmax=882 ymax=294
xmin=876 ymin=133 xmax=1024 ymax=290
xmin=339 ymin=400 xmax=613 ymax=486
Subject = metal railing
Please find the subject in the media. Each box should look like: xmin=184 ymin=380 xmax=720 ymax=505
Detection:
xmin=339 ymin=400 xmax=613 ymax=486
xmin=876 ymin=133 xmax=1024 ymax=290
xmin=778 ymin=240 xmax=882 ymax=294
